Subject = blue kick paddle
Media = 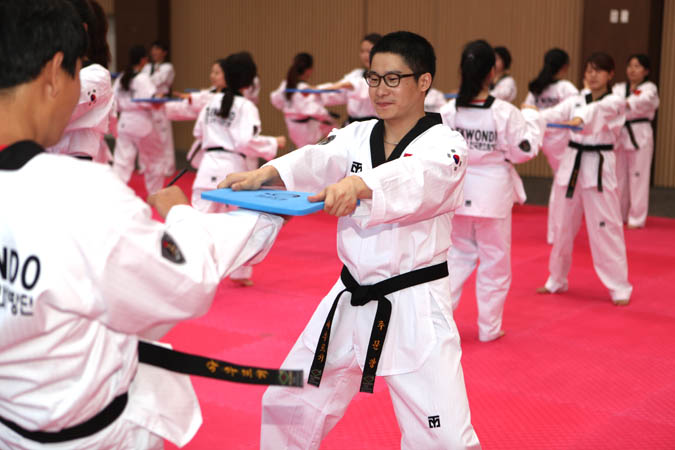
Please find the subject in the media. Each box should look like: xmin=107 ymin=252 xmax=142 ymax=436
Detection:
xmin=201 ymin=189 xmax=325 ymax=216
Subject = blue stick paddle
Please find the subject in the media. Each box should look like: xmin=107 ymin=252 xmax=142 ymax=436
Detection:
xmin=547 ymin=123 xmax=583 ymax=131
xmin=284 ymin=88 xmax=342 ymax=94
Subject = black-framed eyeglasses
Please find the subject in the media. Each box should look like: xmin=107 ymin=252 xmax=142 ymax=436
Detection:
xmin=364 ymin=70 xmax=418 ymax=88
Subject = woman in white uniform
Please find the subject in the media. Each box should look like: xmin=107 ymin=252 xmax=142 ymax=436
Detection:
xmin=525 ymin=48 xmax=580 ymax=244
xmin=112 ymin=45 xmax=166 ymax=195
xmin=270 ymin=53 xmax=335 ymax=148
xmin=317 ymin=33 xmax=382 ymax=123
xmin=490 ymin=46 xmax=517 ymax=103
xmin=612 ymin=54 xmax=660 ymax=229
xmin=192 ymin=53 xmax=285 ymax=286
xmin=538 ymin=52 xmax=633 ymax=305
xmin=440 ymin=40 xmax=544 ymax=342
xmin=46 ymin=0 xmax=115 ymax=164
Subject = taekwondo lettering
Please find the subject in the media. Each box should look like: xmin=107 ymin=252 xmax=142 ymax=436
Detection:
xmin=0 ymin=246 xmax=40 ymax=316
xmin=454 ymin=127 xmax=497 ymax=152
xmin=205 ymin=106 xmax=236 ymax=127
xmin=534 ymin=96 xmax=560 ymax=109
xmin=351 ymin=161 xmax=363 ymax=173
xmin=428 ymin=415 xmax=441 ymax=428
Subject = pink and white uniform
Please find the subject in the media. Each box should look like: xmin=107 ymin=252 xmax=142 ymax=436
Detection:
xmin=142 ymin=61 xmax=176 ymax=174
xmin=441 ymin=96 xmax=543 ymax=341
xmin=270 ymin=81 xmax=335 ymax=148
xmin=612 ymin=81 xmax=659 ymax=227
xmin=424 ymin=87 xmax=448 ymax=113
xmin=524 ymin=79 xmax=579 ymax=243
xmin=540 ymin=92 xmax=633 ymax=302
xmin=321 ymin=68 xmax=378 ymax=121
xmin=490 ymin=75 xmax=517 ymax=103
xmin=46 ymin=63 xmax=115 ymax=163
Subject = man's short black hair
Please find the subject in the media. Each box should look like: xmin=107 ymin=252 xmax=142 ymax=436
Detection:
xmin=369 ymin=31 xmax=436 ymax=83
xmin=0 ymin=0 xmax=87 ymax=91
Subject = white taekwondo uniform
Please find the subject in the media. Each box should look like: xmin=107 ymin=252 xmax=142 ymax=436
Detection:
xmin=440 ymin=97 xmax=543 ymax=342
xmin=0 ymin=140 xmax=283 ymax=449
xmin=270 ymin=80 xmax=335 ymax=148
xmin=524 ymin=79 xmax=580 ymax=244
xmin=260 ymin=114 xmax=481 ymax=450
xmin=112 ymin=71 xmax=165 ymax=194
xmin=46 ymin=63 xmax=115 ymax=164
xmin=540 ymin=91 xmax=633 ymax=302
xmin=192 ymin=93 xmax=278 ymax=280
xmin=320 ymin=68 xmax=378 ymax=122
xmin=424 ymin=87 xmax=448 ymax=113
xmin=612 ymin=81 xmax=659 ymax=227
xmin=490 ymin=75 xmax=517 ymax=103
xmin=142 ymin=61 xmax=176 ymax=175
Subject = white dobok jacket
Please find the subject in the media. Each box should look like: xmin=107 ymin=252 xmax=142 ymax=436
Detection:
xmin=266 ymin=115 xmax=468 ymax=375
xmin=0 ymin=141 xmax=283 ymax=448
xmin=612 ymin=81 xmax=659 ymax=150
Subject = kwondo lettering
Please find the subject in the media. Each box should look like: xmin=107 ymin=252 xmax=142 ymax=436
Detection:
xmin=0 ymin=247 xmax=40 ymax=316
xmin=454 ymin=127 xmax=497 ymax=151
xmin=535 ymin=96 xmax=561 ymax=108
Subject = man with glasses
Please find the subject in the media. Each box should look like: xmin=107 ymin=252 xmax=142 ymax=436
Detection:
xmin=220 ymin=31 xmax=481 ymax=449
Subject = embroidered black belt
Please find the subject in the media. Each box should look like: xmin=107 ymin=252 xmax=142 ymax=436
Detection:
xmin=0 ymin=393 xmax=128 ymax=443
xmin=565 ymin=141 xmax=613 ymax=198
xmin=206 ymin=146 xmax=246 ymax=158
xmin=308 ymin=262 xmax=449 ymax=394
xmin=0 ymin=342 xmax=303 ymax=443
xmin=624 ymin=118 xmax=651 ymax=149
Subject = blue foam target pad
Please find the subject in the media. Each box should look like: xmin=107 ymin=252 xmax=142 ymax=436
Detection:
xmin=201 ymin=189 xmax=325 ymax=216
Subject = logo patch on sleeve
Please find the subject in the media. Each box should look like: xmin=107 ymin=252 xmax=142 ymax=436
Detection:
xmin=518 ymin=140 xmax=531 ymax=152
xmin=318 ymin=134 xmax=336 ymax=145
xmin=161 ymin=233 xmax=185 ymax=264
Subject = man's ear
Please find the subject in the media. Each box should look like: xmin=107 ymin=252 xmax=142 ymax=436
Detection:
xmin=418 ymin=73 xmax=432 ymax=93
xmin=44 ymin=51 xmax=65 ymax=99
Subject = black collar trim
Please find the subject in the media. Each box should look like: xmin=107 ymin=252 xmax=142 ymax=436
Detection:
xmin=585 ymin=90 xmax=610 ymax=104
xmin=0 ymin=140 xmax=44 ymax=170
xmin=369 ymin=112 xmax=442 ymax=168
xmin=456 ymin=95 xmax=496 ymax=109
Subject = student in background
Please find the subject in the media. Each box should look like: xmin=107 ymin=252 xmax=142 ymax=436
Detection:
xmin=490 ymin=46 xmax=517 ymax=102
xmin=525 ymin=48 xmax=579 ymax=244
xmin=270 ymin=52 xmax=335 ymax=148
xmin=441 ymin=40 xmax=544 ymax=342
xmin=537 ymin=52 xmax=632 ymax=306
xmin=612 ymin=54 xmax=660 ymax=229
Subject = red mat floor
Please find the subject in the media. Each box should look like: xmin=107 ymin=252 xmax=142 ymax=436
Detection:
xmin=132 ymin=173 xmax=675 ymax=449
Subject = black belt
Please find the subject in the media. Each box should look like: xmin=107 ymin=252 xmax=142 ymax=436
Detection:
xmin=0 ymin=393 xmax=128 ymax=444
xmin=290 ymin=116 xmax=334 ymax=126
xmin=308 ymin=262 xmax=449 ymax=393
xmin=0 ymin=342 xmax=303 ymax=443
xmin=566 ymin=141 xmax=613 ymax=198
xmin=206 ymin=146 xmax=246 ymax=158
xmin=624 ymin=118 xmax=651 ymax=149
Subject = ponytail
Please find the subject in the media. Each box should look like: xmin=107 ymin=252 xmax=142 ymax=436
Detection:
xmin=216 ymin=52 xmax=257 ymax=118
xmin=120 ymin=45 xmax=146 ymax=91
xmin=285 ymin=52 xmax=313 ymax=101
xmin=528 ymin=48 xmax=569 ymax=96
xmin=457 ymin=40 xmax=494 ymax=107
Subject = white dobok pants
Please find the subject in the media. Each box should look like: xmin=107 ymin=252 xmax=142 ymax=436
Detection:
xmin=544 ymin=184 xmax=633 ymax=301
xmin=260 ymin=301 xmax=481 ymax=450
xmin=615 ymin=145 xmax=653 ymax=228
xmin=112 ymin=130 xmax=165 ymax=195
xmin=448 ymin=213 xmax=511 ymax=342
xmin=152 ymin=109 xmax=176 ymax=175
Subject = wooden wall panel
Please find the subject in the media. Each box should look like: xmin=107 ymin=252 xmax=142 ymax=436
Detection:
xmin=97 ymin=0 xmax=114 ymax=15
xmin=170 ymin=0 xmax=365 ymax=154
xmin=654 ymin=0 xmax=675 ymax=187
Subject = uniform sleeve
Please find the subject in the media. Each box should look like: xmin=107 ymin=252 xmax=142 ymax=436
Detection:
xmin=355 ymin=128 xmax=468 ymax=228
xmin=574 ymin=94 xmax=626 ymax=137
xmin=627 ymin=83 xmax=660 ymax=115
xmin=540 ymin=96 xmax=576 ymax=124
xmin=266 ymin=127 xmax=351 ymax=192
xmin=192 ymin=104 xmax=206 ymax=140
xmin=88 ymin=175 xmax=282 ymax=338
xmin=66 ymin=66 xmax=114 ymax=129
xmin=317 ymin=80 xmax=349 ymax=106
xmin=560 ymin=80 xmax=580 ymax=100
xmin=500 ymin=104 xmax=544 ymax=164
xmin=269 ymin=81 xmax=287 ymax=110
xmin=491 ymin=77 xmax=517 ymax=102
xmin=150 ymin=63 xmax=175 ymax=90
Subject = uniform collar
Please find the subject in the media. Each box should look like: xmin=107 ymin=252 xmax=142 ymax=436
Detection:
xmin=456 ymin=95 xmax=496 ymax=109
xmin=0 ymin=140 xmax=44 ymax=170
xmin=369 ymin=112 xmax=442 ymax=168
xmin=585 ymin=90 xmax=610 ymax=104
